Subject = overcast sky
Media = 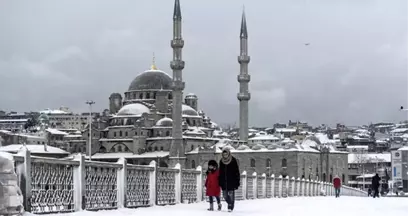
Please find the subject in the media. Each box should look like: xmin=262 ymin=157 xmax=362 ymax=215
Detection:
xmin=0 ymin=0 xmax=407 ymax=127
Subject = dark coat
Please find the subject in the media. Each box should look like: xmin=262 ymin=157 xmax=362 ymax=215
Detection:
xmin=205 ymin=169 xmax=221 ymax=196
xmin=218 ymin=157 xmax=240 ymax=191
xmin=372 ymin=175 xmax=381 ymax=188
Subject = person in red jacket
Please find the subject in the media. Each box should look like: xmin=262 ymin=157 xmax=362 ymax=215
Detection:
xmin=333 ymin=175 xmax=342 ymax=198
xmin=205 ymin=160 xmax=221 ymax=211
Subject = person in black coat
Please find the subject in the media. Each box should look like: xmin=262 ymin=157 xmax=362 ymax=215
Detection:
xmin=218 ymin=148 xmax=240 ymax=212
xmin=371 ymin=173 xmax=381 ymax=198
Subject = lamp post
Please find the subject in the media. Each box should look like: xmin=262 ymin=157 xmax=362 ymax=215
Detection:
xmin=86 ymin=100 xmax=95 ymax=161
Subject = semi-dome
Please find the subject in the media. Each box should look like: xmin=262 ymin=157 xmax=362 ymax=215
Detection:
xmin=128 ymin=67 xmax=172 ymax=91
xmin=117 ymin=103 xmax=150 ymax=116
xmin=252 ymin=144 xmax=266 ymax=150
xmin=156 ymin=117 xmax=173 ymax=127
xmin=182 ymin=104 xmax=198 ymax=116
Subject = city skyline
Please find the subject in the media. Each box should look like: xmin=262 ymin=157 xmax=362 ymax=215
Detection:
xmin=0 ymin=0 xmax=406 ymax=126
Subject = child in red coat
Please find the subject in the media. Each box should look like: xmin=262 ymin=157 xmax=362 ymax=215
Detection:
xmin=205 ymin=160 xmax=221 ymax=211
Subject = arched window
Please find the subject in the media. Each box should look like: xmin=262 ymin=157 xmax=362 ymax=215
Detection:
xmin=139 ymin=93 xmax=143 ymax=99
xmin=166 ymin=131 xmax=170 ymax=136
xmin=342 ymin=174 xmax=345 ymax=183
xmin=266 ymin=159 xmax=271 ymax=167
xmin=281 ymin=158 xmax=287 ymax=168
xmin=135 ymin=131 xmax=138 ymax=136
xmin=168 ymin=94 xmax=172 ymax=100
xmin=154 ymin=146 xmax=158 ymax=151
xmin=191 ymin=160 xmax=196 ymax=169
xmin=113 ymin=132 xmax=117 ymax=137
xmin=146 ymin=92 xmax=150 ymax=99
xmin=125 ymin=131 xmax=128 ymax=137
xmin=250 ymin=159 xmax=256 ymax=168
xmin=329 ymin=174 xmax=333 ymax=182
xmin=160 ymin=146 xmax=164 ymax=151
xmin=119 ymin=131 xmax=122 ymax=137
xmin=191 ymin=145 xmax=194 ymax=151
xmin=117 ymin=146 xmax=122 ymax=152
xmin=153 ymin=92 xmax=156 ymax=99
xmin=323 ymin=173 xmax=327 ymax=182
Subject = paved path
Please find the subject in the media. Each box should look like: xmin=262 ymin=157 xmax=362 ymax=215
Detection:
xmin=45 ymin=197 xmax=408 ymax=216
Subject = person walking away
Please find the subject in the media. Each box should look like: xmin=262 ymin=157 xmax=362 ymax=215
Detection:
xmin=333 ymin=175 xmax=342 ymax=198
xmin=205 ymin=160 xmax=221 ymax=211
xmin=219 ymin=148 xmax=240 ymax=212
xmin=372 ymin=173 xmax=381 ymax=198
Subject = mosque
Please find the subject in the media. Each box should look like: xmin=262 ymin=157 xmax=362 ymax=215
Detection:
xmin=86 ymin=0 xmax=349 ymax=183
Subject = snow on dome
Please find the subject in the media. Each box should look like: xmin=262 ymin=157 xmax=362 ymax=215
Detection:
xmin=156 ymin=117 xmax=173 ymax=127
xmin=182 ymin=104 xmax=198 ymax=116
xmin=267 ymin=144 xmax=280 ymax=150
xmin=252 ymin=144 xmax=266 ymax=150
xmin=185 ymin=93 xmax=198 ymax=98
xmin=237 ymin=145 xmax=250 ymax=150
xmin=128 ymin=68 xmax=172 ymax=91
xmin=117 ymin=103 xmax=150 ymax=116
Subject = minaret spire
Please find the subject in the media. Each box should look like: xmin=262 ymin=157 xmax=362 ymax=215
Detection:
xmin=237 ymin=8 xmax=251 ymax=142
xmin=169 ymin=0 xmax=186 ymax=167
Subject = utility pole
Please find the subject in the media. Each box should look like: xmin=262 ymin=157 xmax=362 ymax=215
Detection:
xmin=86 ymin=100 xmax=95 ymax=160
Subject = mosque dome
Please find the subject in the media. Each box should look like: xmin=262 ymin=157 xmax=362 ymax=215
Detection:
xmin=117 ymin=103 xmax=150 ymax=116
xmin=237 ymin=145 xmax=250 ymax=151
xmin=252 ymin=144 xmax=266 ymax=150
xmin=156 ymin=117 xmax=173 ymax=127
xmin=182 ymin=104 xmax=199 ymax=116
xmin=185 ymin=93 xmax=198 ymax=99
xmin=128 ymin=65 xmax=172 ymax=91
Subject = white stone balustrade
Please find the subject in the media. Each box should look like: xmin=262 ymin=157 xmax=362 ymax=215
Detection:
xmin=12 ymin=152 xmax=367 ymax=214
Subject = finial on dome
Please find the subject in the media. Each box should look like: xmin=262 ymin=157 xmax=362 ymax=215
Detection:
xmin=151 ymin=52 xmax=157 ymax=70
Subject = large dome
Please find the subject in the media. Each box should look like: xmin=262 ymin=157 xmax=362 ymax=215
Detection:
xmin=182 ymin=104 xmax=199 ymax=116
xmin=117 ymin=103 xmax=150 ymax=116
xmin=128 ymin=68 xmax=172 ymax=91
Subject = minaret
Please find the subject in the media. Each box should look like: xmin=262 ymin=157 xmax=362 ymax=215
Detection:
xmin=169 ymin=0 xmax=186 ymax=167
xmin=237 ymin=9 xmax=251 ymax=142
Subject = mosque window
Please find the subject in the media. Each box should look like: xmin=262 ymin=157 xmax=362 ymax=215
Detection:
xmin=323 ymin=173 xmax=327 ymax=182
xmin=281 ymin=158 xmax=287 ymax=168
xmin=139 ymin=93 xmax=143 ymax=99
xmin=168 ymin=94 xmax=172 ymax=100
xmin=266 ymin=159 xmax=271 ymax=168
xmin=191 ymin=160 xmax=196 ymax=169
xmin=166 ymin=131 xmax=170 ymax=136
xmin=160 ymin=146 xmax=164 ymax=151
xmin=146 ymin=92 xmax=150 ymax=99
xmin=119 ymin=131 xmax=123 ymax=137
xmin=114 ymin=132 xmax=117 ymax=137
xmin=250 ymin=159 xmax=256 ymax=168
xmin=329 ymin=174 xmax=333 ymax=182
xmin=342 ymin=174 xmax=345 ymax=183
xmin=117 ymin=146 xmax=122 ymax=152
xmin=153 ymin=92 xmax=156 ymax=99
xmin=135 ymin=131 xmax=138 ymax=136
xmin=154 ymin=146 xmax=158 ymax=151
xmin=125 ymin=131 xmax=128 ymax=137
xmin=191 ymin=145 xmax=194 ymax=151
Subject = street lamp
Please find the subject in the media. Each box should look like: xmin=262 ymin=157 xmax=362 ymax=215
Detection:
xmin=86 ymin=100 xmax=95 ymax=161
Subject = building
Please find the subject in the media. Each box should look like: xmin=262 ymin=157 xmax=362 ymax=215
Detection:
xmin=391 ymin=146 xmax=408 ymax=193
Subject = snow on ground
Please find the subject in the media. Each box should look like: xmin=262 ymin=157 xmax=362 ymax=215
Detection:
xmin=38 ymin=196 xmax=408 ymax=216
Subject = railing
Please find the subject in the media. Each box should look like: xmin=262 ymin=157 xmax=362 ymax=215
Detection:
xmin=10 ymin=150 xmax=367 ymax=214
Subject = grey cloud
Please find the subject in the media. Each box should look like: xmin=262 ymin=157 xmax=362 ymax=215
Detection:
xmin=0 ymin=0 xmax=406 ymax=127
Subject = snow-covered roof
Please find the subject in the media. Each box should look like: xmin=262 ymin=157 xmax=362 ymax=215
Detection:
xmin=117 ymin=103 xmax=150 ymax=116
xmin=89 ymin=151 xmax=169 ymax=159
xmin=398 ymin=146 xmax=408 ymax=151
xmin=391 ymin=128 xmax=408 ymax=134
xmin=0 ymin=144 xmax=68 ymax=154
xmin=249 ymin=135 xmax=280 ymax=141
xmin=348 ymin=153 xmax=391 ymax=164
xmin=275 ymin=128 xmax=296 ymax=133
xmin=39 ymin=108 xmax=70 ymax=115
xmin=0 ymin=119 xmax=28 ymax=122
xmin=182 ymin=104 xmax=199 ymax=117
xmin=347 ymin=145 xmax=368 ymax=149
xmin=46 ymin=128 xmax=68 ymax=135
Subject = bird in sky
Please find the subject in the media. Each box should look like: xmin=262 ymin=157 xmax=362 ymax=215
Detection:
xmin=304 ymin=43 xmax=310 ymax=46
xmin=400 ymin=106 xmax=408 ymax=111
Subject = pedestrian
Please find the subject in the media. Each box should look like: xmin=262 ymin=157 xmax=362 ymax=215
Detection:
xmin=372 ymin=173 xmax=381 ymax=198
xmin=218 ymin=148 xmax=240 ymax=212
xmin=205 ymin=160 xmax=222 ymax=211
xmin=333 ymin=175 xmax=342 ymax=198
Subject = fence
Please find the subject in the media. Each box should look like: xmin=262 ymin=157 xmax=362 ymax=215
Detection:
xmin=11 ymin=150 xmax=366 ymax=214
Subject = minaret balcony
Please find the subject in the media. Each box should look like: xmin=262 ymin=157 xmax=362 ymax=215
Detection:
xmin=171 ymin=39 xmax=184 ymax=48
xmin=237 ymin=74 xmax=251 ymax=82
xmin=237 ymin=92 xmax=251 ymax=101
xmin=171 ymin=81 xmax=185 ymax=91
xmin=238 ymin=55 xmax=250 ymax=64
xmin=170 ymin=60 xmax=185 ymax=70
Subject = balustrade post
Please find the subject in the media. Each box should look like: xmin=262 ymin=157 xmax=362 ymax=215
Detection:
xmin=301 ymin=179 xmax=305 ymax=196
xmin=16 ymin=148 xmax=32 ymax=212
xmin=196 ymin=166 xmax=203 ymax=202
xmin=285 ymin=176 xmax=290 ymax=197
xmin=296 ymin=178 xmax=300 ymax=197
xmin=313 ymin=180 xmax=317 ymax=196
xmin=149 ymin=160 xmax=157 ymax=206
xmin=174 ymin=163 xmax=182 ymax=204
xmin=252 ymin=172 xmax=257 ymax=199
xmin=261 ymin=173 xmax=267 ymax=198
xmin=116 ymin=158 xmax=127 ymax=208
xmin=291 ymin=177 xmax=295 ymax=197
xmin=278 ymin=175 xmax=283 ymax=198
xmin=241 ymin=171 xmax=247 ymax=200
xmin=307 ymin=179 xmax=311 ymax=196
xmin=271 ymin=174 xmax=275 ymax=198
xmin=72 ymin=153 xmax=85 ymax=211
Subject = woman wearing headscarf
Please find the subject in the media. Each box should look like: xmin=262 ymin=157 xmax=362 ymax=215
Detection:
xmin=218 ymin=148 xmax=240 ymax=212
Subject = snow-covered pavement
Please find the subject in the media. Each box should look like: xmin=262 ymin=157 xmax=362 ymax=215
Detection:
xmin=39 ymin=197 xmax=408 ymax=216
